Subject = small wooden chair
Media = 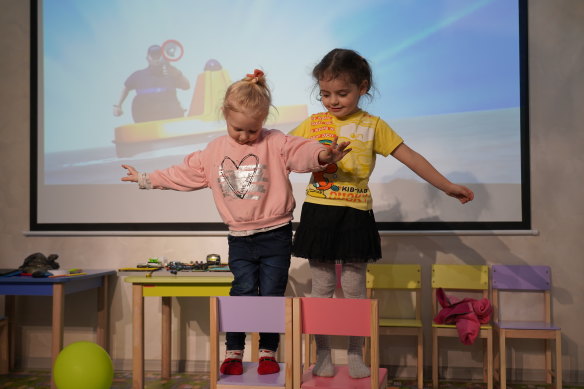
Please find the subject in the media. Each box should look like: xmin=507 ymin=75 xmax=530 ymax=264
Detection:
xmin=431 ymin=264 xmax=493 ymax=389
xmin=209 ymin=296 xmax=293 ymax=389
xmin=292 ymin=297 xmax=387 ymax=389
xmin=365 ymin=264 xmax=423 ymax=389
xmin=491 ymin=265 xmax=562 ymax=389
xmin=0 ymin=316 xmax=8 ymax=374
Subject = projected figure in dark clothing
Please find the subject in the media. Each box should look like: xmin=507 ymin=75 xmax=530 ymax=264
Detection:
xmin=113 ymin=44 xmax=190 ymax=123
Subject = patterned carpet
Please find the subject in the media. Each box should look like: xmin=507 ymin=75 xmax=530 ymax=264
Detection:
xmin=0 ymin=371 xmax=578 ymax=389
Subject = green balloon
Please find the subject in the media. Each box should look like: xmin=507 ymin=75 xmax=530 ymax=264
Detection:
xmin=53 ymin=341 xmax=113 ymax=389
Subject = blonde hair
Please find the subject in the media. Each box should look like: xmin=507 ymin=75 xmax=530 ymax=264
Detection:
xmin=222 ymin=69 xmax=272 ymax=122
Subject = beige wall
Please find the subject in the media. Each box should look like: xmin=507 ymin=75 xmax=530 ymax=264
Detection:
xmin=1 ymin=0 xmax=583 ymax=382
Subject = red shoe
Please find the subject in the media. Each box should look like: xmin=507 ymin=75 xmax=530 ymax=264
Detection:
xmin=220 ymin=358 xmax=243 ymax=375
xmin=257 ymin=356 xmax=280 ymax=375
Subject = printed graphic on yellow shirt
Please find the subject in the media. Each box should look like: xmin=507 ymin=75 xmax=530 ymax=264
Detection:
xmin=296 ymin=111 xmax=401 ymax=210
xmin=304 ymin=117 xmax=371 ymax=206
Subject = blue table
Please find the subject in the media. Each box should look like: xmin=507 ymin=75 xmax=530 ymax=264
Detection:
xmin=0 ymin=269 xmax=115 ymax=388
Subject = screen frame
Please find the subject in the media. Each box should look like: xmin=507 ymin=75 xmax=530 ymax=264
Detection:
xmin=29 ymin=0 xmax=531 ymax=233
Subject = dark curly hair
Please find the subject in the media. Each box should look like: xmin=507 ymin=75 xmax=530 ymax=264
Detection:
xmin=312 ymin=48 xmax=374 ymax=99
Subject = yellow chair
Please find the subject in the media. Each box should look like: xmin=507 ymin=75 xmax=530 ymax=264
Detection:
xmin=431 ymin=264 xmax=493 ymax=389
xmin=491 ymin=265 xmax=562 ymax=389
xmin=365 ymin=264 xmax=423 ymax=389
xmin=0 ymin=316 xmax=8 ymax=374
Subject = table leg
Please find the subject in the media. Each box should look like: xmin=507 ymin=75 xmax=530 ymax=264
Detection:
xmin=161 ymin=296 xmax=172 ymax=379
xmin=133 ymin=284 xmax=144 ymax=389
xmin=0 ymin=313 xmax=8 ymax=374
xmin=51 ymin=284 xmax=65 ymax=389
xmin=5 ymin=296 xmax=15 ymax=372
xmin=96 ymin=275 xmax=110 ymax=352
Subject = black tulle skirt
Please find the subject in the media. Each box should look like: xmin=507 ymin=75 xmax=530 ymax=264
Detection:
xmin=292 ymin=202 xmax=381 ymax=263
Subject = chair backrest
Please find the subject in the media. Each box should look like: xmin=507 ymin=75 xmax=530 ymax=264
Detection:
xmin=216 ymin=296 xmax=288 ymax=333
xmin=292 ymin=297 xmax=380 ymax=389
xmin=210 ymin=296 xmax=293 ymax=389
xmin=297 ymin=297 xmax=376 ymax=336
xmin=432 ymin=264 xmax=489 ymax=290
xmin=366 ymin=264 xmax=421 ymax=290
xmin=491 ymin=265 xmax=551 ymax=291
xmin=366 ymin=264 xmax=421 ymax=321
xmin=491 ymin=265 xmax=552 ymax=323
xmin=431 ymin=264 xmax=489 ymax=316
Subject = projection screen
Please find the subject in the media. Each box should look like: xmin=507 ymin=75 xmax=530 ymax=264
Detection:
xmin=31 ymin=0 xmax=530 ymax=232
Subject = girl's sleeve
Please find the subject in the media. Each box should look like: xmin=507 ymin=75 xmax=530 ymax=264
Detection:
xmin=281 ymin=134 xmax=326 ymax=173
xmin=373 ymin=118 xmax=404 ymax=157
xmin=148 ymin=151 xmax=209 ymax=191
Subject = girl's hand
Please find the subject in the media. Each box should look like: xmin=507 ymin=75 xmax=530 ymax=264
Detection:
xmin=113 ymin=105 xmax=123 ymax=117
xmin=121 ymin=164 xmax=139 ymax=183
xmin=446 ymin=184 xmax=474 ymax=204
xmin=318 ymin=136 xmax=352 ymax=165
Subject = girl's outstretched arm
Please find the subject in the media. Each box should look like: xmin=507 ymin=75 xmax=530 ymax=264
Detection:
xmin=391 ymin=143 xmax=474 ymax=204
xmin=121 ymin=164 xmax=139 ymax=183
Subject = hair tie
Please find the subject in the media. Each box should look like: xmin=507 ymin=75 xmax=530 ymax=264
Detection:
xmin=246 ymin=69 xmax=264 ymax=83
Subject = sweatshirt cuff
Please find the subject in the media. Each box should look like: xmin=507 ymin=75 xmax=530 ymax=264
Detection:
xmin=138 ymin=172 xmax=153 ymax=189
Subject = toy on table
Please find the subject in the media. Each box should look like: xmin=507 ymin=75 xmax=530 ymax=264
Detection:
xmin=118 ymin=254 xmax=230 ymax=275
xmin=18 ymin=252 xmax=60 ymax=277
xmin=166 ymin=254 xmax=230 ymax=274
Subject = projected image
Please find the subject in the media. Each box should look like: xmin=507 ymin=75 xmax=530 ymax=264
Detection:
xmin=111 ymin=45 xmax=308 ymax=158
xmin=36 ymin=0 xmax=526 ymax=228
xmin=113 ymin=41 xmax=190 ymax=124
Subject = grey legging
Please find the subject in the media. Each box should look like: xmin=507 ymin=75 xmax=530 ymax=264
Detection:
xmin=309 ymin=261 xmax=367 ymax=299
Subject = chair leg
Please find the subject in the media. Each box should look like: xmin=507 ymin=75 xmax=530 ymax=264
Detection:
xmin=499 ymin=331 xmax=507 ymax=389
xmin=546 ymin=338 xmax=552 ymax=384
xmin=304 ymin=334 xmax=316 ymax=367
xmin=417 ymin=331 xmax=423 ymax=389
xmin=364 ymin=336 xmax=371 ymax=365
xmin=432 ymin=329 xmax=438 ymax=389
xmin=251 ymin=332 xmax=260 ymax=362
xmin=0 ymin=319 xmax=8 ymax=375
xmin=493 ymin=331 xmax=500 ymax=382
xmin=486 ymin=332 xmax=493 ymax=389
xmin=555 ymin=332 xmax=563 ymax=389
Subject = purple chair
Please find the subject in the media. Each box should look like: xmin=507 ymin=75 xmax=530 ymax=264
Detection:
xmin=491 ymin=265 xmax=562 ymax=389
xmin=209 ymin=296 xmax=293 ymax=389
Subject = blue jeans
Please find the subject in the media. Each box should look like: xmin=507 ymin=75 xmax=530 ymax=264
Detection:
xmin=225 ymin=223 xmax=292 ymax=352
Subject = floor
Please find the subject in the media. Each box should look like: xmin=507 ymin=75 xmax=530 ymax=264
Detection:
xmin=0 ymin=370 xmax=578 ymax=389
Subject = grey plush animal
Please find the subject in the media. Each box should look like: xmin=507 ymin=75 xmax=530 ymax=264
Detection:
xmin=19 ymin=252 xmax=60 ymax=275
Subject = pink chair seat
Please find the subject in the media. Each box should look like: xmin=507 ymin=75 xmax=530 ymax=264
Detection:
xmin=300 ymin=365 xmax=388 ymax=389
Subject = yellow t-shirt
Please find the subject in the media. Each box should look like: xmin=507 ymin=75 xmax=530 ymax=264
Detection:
xmin=290 ymin=110 xmax=403 ymax=211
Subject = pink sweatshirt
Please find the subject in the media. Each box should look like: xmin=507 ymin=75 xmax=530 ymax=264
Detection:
xmin=148 ymin=129 xmax=326 ymax=232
